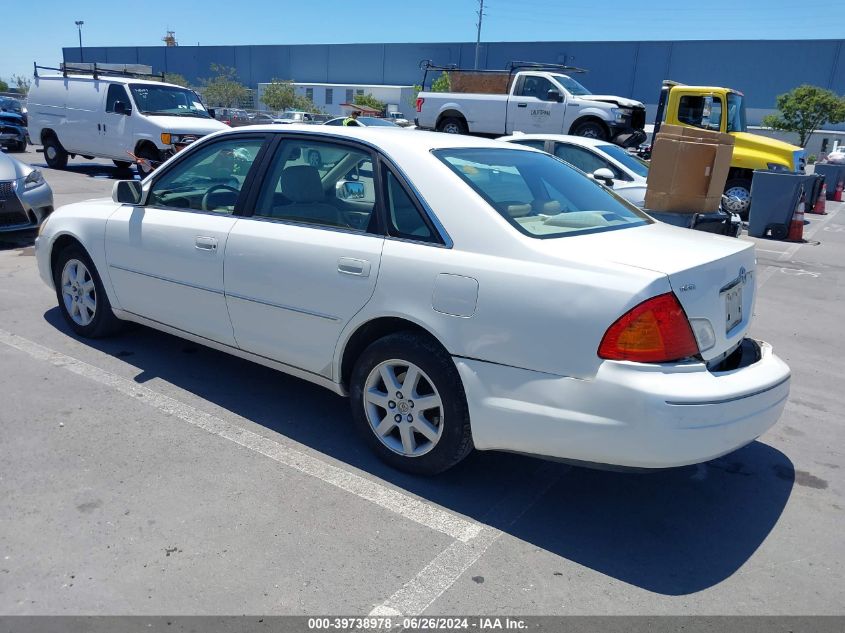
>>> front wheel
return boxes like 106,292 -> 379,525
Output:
350,332 -> 473,475
571,119 -> 609,140
723,178 -> 753,218
53,244 -> 123,338
113,160 -> 133,170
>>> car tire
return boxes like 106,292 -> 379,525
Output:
437,117 -> 467,135
52,243 -> 123,338
113,160 -> 133,170
571,119 -> 609,140
350,332 -> 474,475
724,178 -> 753,218
136,146 -> 162,178
43,135 -> 69,169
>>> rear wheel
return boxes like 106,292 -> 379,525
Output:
52,244 -> 122,338
350,332 -> 473,475
571,119 -> 609,140
43,135 -> 68,169
724,178 -> 753,218
437,116 -> 467,135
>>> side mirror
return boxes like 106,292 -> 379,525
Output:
336,180 -> 365,200
114,101 -> 131,115
112,180 -> 142,205
546,89 -> 562,103
592,167 -> 615,186
207,108 -> 216,119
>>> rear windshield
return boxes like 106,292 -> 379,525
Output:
434,148 -> 650,238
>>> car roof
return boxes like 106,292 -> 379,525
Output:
499,134 -> 612,149
236,125 -> 536,153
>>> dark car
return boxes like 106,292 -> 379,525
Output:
214,108 -> 251,127
247,112 -> 276,125
0,96 -> 26,127
0,112 -> 27,152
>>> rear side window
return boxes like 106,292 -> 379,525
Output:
435,148 -> 649,239
105,84 -> 131,113
384,168 -> 437,243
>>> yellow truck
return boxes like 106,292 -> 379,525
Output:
654,80 -> 806,216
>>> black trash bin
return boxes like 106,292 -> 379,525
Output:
748,171 -> 817,239
813,163 -> 845,200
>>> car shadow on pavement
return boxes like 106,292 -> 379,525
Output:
0,229 -> 36,251
42,308 -> 794,596
29,161 -> 137,180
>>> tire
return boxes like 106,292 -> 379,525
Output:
52,243 -> 123,338
113,160 -> 133,170
136,146 -> 162,179
15,141 -> 27,152
723,178 -> 753,218
570,119 -> 609,141
43,135 -> 68,169
437,116 -> 467,135
349,332 -> 474,475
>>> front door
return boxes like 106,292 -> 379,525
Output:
104,134 -> 267,346
224,137 -> 384,377
507,75 -> 567,134
101,83 -> 134,160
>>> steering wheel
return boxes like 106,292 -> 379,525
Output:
201,184 -> 240,212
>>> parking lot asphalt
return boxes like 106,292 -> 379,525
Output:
0,147 -> 843,616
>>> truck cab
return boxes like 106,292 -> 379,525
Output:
657,81 -> 806,215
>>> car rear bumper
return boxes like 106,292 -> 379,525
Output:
456,339 -> 790,469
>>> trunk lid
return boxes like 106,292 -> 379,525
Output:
534,223 -> 756,361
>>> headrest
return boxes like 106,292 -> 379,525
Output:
540,200 -> 561,214
281,165 -> 324,203
506,203 -> 532,218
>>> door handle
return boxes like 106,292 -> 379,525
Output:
195,236 -> 218,251
97,123 -> 101,131
517,103 -> 527,108
337,257 -> 370,277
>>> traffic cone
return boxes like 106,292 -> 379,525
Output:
786,191 -> 806,242
811,184 -> 828,215
835,181 -> 843,202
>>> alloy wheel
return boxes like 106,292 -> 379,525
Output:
60,258 -> 97,326
363,359 -> 444,457
724,186 -> 751,214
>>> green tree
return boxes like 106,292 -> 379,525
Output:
353,92 -> 386,113
0,78 -> 8,92
164,73 -> 189,87
762,84 -> 845,147
200,64 -> 248,108
259,79 -> 322,114
431,72 -> 451,92
11,74 -> 31,94
408,84 -> 422,109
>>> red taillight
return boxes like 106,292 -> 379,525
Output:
415,97 -> 424,113
598,292 -> 699,363
222,120 -> 231,126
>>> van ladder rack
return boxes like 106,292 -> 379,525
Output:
418,59 -> 587,90
33,62 -> 165,82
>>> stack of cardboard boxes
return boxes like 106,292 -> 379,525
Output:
645,124 -> 735,213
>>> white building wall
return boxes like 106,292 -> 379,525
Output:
257,82 -> 414,117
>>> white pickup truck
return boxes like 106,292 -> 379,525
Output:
415,66 -> 647,147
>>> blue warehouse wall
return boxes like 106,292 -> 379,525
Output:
64,39 -> 845,122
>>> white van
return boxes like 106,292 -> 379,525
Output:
27,67 -> 228,176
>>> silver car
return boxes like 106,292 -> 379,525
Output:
0,151 -> 54,231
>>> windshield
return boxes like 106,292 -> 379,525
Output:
727,92 -> 747,133
129,84 -> 211,118
435,148 -> 649,239
0,98 -> 22,114
551,74 -> 591,96
596,143 -> 650,178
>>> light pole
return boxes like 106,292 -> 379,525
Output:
474,0 -> 485,70
75,21 -> 84,63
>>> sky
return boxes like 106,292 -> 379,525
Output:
3,0 -> 845,83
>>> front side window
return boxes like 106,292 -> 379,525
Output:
129,83 -> 212,119
147,137 -> 264,213
105,84 -> 131,113
518,76 -> 555,100
553,144 -> 622,179
435,148 -> 649,238
253,140 -> 377,231
677,95 -> 723,131
727,92 -> 747,133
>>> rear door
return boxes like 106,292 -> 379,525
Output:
224,135 -> 384,377
507,74 -> 567,134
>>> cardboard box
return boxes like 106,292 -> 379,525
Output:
645,124 -> 735,213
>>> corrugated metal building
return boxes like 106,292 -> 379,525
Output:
63,39 -> 845,126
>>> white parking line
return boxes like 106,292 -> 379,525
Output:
368,463 -> 562,620
0,328 -> 482,543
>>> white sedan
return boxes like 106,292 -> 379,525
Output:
499,133 -> 649,207
34,126 -> 790,475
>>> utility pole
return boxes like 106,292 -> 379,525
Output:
75,21 -> 84,63
474,0 -> 485,70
